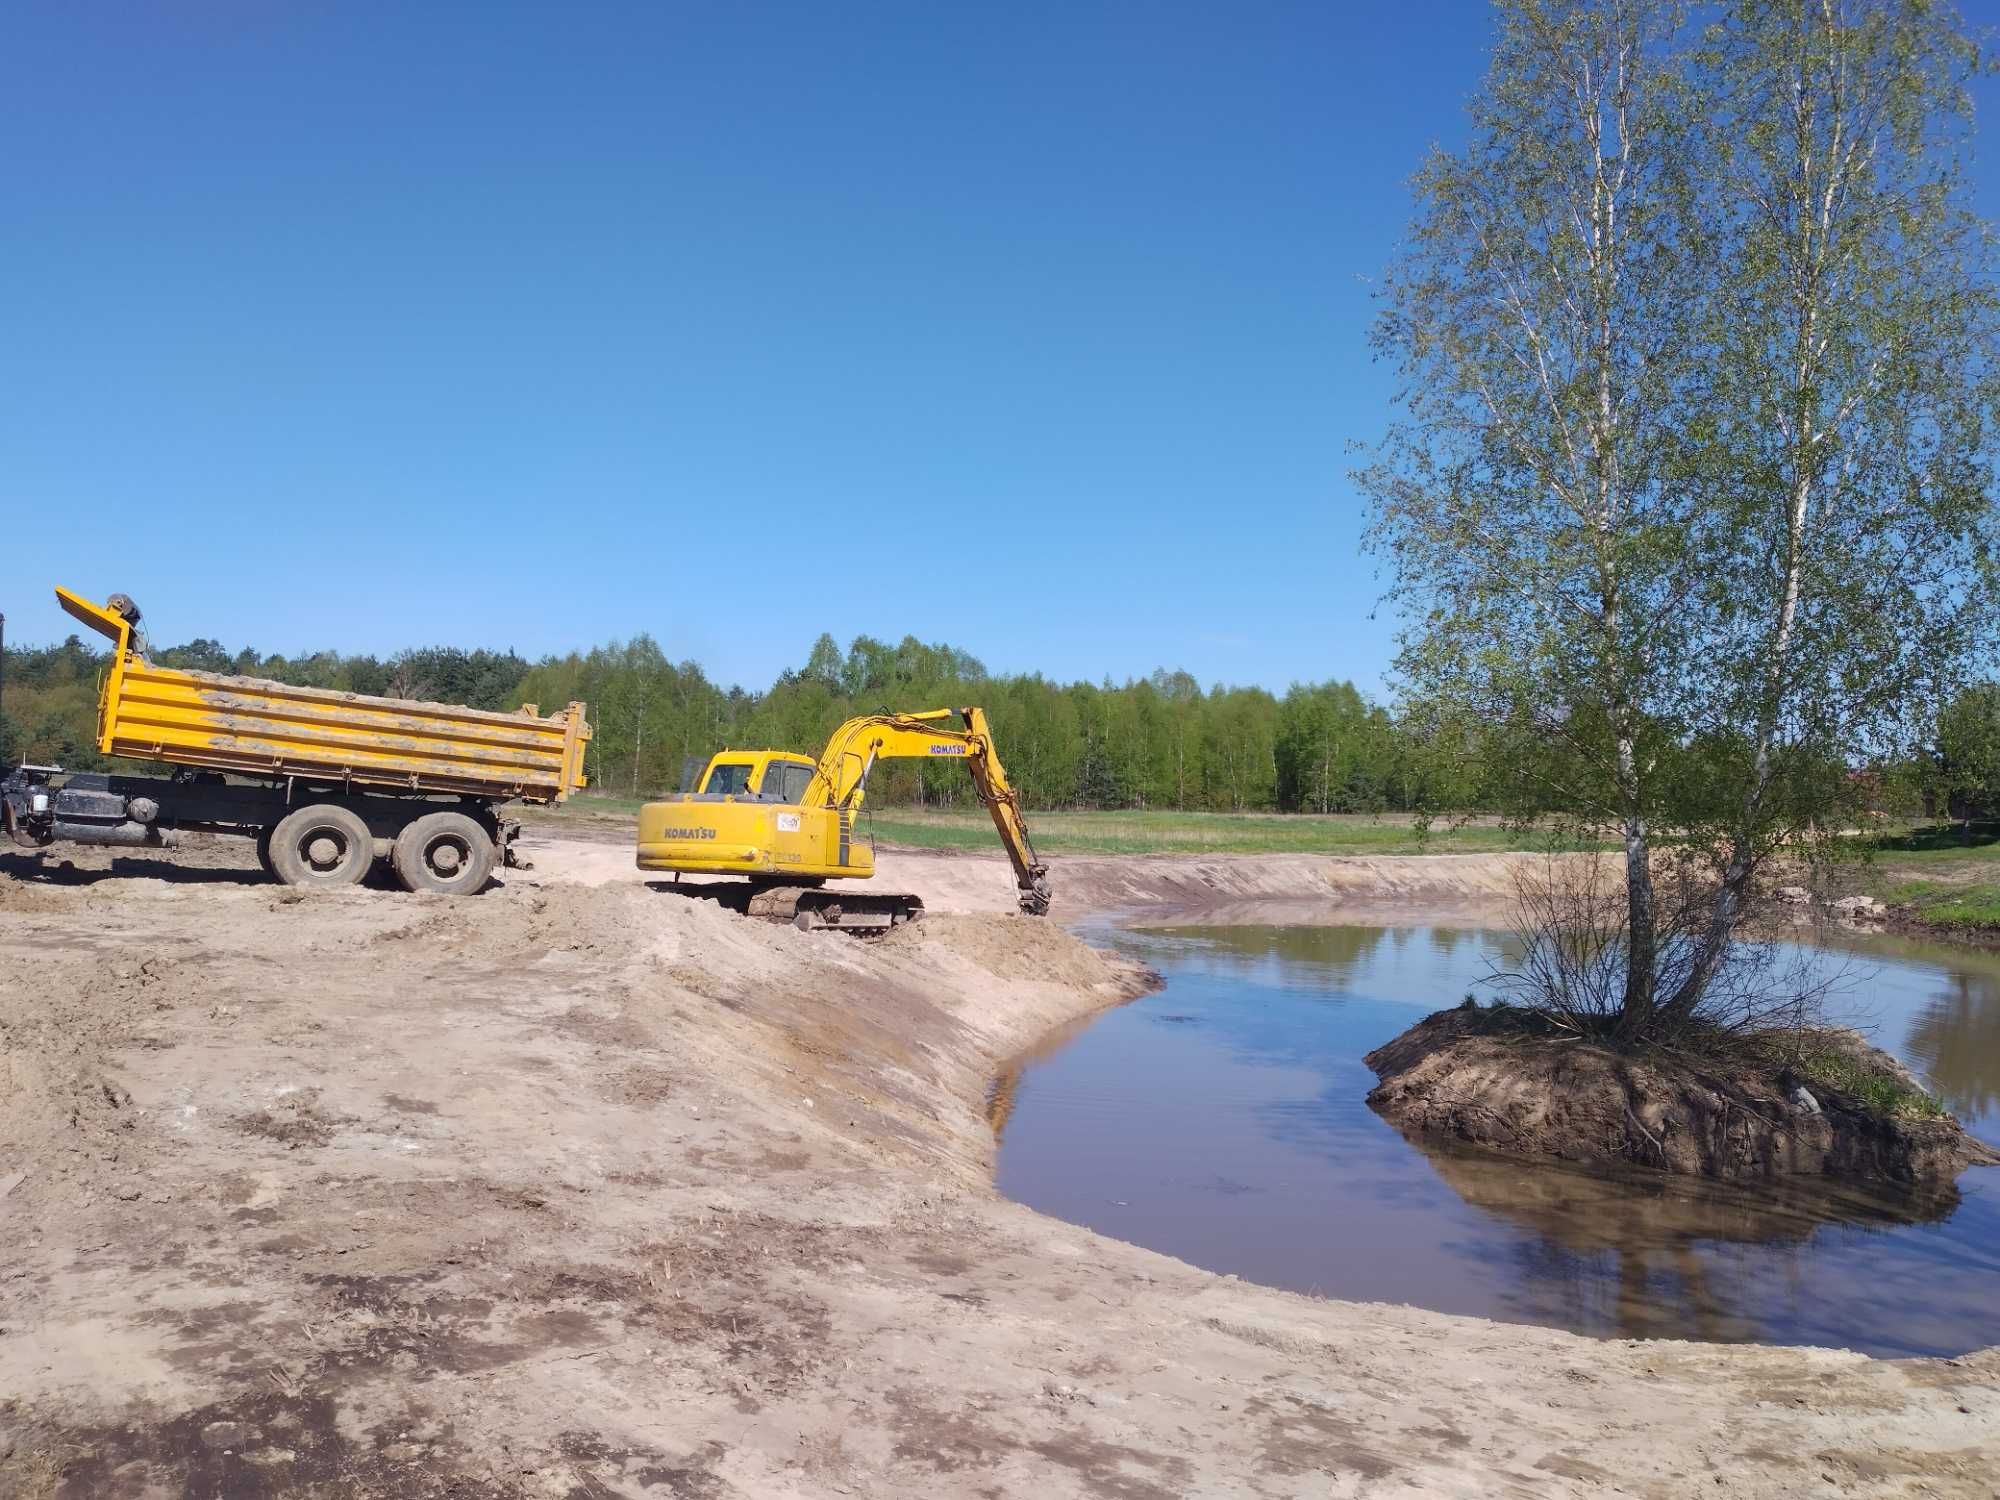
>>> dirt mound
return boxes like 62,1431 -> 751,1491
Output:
1365,1006 -> 2000,1183
521,829 -> 1557,923
881,911 -> 1155,992
0,941 -> 211,1206
895,848 -> 1548,919
371,880 -> 647,960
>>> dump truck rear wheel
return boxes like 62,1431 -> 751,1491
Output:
254,829 -> 278,882
268,804 -> 374,889
392,811 -> 496,895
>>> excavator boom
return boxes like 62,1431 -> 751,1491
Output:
807,708 -> 1050,915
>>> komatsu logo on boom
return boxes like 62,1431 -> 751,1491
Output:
927,743 -> 968,755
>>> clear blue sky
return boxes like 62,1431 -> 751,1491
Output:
4,3 -> 1994,697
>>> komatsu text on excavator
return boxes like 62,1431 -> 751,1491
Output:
635,708 -> 1050,932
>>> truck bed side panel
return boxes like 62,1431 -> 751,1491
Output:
100,661 -> 591,803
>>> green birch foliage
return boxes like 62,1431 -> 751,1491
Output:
1362,0 -> 1708,833
1364,0 -> 1999,1035
1687,0 -> 2000,856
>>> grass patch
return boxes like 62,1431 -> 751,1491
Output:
861,809 -> 1568,857
533,792 -> 653,821
1859,821 -> 2000,884
1865,819 -> 2000,859
1789,1046 -> 1947,1122
1852,823 -> 2000,934
1891,880 -> 2000,931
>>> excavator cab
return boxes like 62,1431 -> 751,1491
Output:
687,754 -> 815,802
636,748 -> 877,889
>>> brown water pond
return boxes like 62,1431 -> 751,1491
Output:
992,923 -> 2000,1357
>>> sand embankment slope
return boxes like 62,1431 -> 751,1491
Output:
0,833 -> 1990,1498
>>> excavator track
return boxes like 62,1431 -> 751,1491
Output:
652,878 -> 922,933
744,884 -> 923,934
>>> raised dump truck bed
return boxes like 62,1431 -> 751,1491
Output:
70,587 -> 589,801
1,587 -> 591,894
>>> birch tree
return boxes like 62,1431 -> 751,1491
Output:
1364,0 -> 1997,1043
1657,0 -> 2000,1025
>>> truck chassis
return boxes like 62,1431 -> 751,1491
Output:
1,765 -> 522,893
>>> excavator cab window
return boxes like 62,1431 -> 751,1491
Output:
702,762 -> 754,797
764,761 -> 815,804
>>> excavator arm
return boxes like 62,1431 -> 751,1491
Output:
806,708 -> 1052,915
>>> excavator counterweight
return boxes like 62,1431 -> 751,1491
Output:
635,708 -> 1050,932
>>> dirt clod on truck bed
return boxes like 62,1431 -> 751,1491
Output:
0,836 -> 1995,1498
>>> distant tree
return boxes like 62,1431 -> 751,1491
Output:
30,706 -> 104,771
1275,682 -> 1384,813
1203,686 -> 1281,812
1362,0 -> 1998,1043
154,637 -> 234,674
51,635 -> 98,683
384,651 -> 435,702
804,633 -> 845,690
1936,683 -> 2000,826
1151,670 -> 1203,810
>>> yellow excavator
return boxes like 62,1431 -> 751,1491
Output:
635,707 -> 1050,931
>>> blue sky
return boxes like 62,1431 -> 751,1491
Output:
4,3 -> 1994,697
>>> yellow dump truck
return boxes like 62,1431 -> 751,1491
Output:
0,588 -> 590,892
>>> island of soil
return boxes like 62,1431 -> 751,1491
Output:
1365,1004 -> 2000,1183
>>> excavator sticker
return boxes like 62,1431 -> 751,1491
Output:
777,813 -> 801,832
927,743 -> 968,755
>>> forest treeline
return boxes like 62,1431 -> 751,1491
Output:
0,627 -> 1467,813
4,625 -> 1994,818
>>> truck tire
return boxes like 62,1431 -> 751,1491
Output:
254,828 -> 278,882
268,804 -> 374,889
391,811 -> 496,895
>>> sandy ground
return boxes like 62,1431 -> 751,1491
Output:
0,833 -> 1995,1499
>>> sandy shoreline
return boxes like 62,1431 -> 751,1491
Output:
0,834 -> 1994,1497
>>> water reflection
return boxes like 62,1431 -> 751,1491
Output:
1399,1131 -> 1961,1345
1126,920 -> 1530,994
1905,970 -> 2000,1126
1130,921 -> 1397,987
1786,927 -> 2000,1138
987,1010 -> 1100,1143
995,922 -> 2000,1356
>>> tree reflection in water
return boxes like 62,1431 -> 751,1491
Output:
1396,1131 -> 1961,1344
995,920 -> 2000,1355
1904,967 -> 2000,1126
